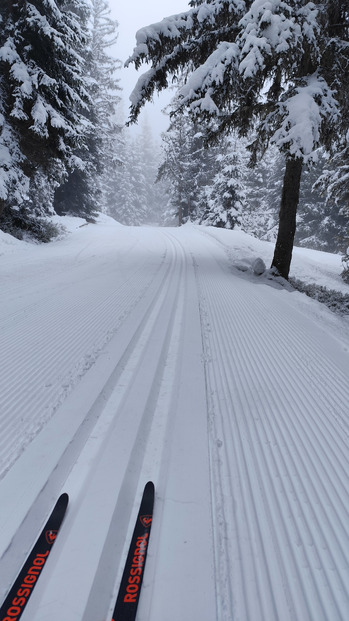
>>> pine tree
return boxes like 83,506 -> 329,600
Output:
106,119 -> 168,227
55,0 -> 122,220
242,143 -> 348,254
106,133 -> 132,224
158,112 -> 192,225
242,144 -> 283,241
128,137 -> 148,224
126,0 -> 349,279
107,132 -> 148,226
201,133 -> 247,229
312,2 -> 349,280
158,103 -> 216,225
87,0 -> 122,212
53,0 -> 100,220
0,4 -> 30,219
295,150 -> 348,253
0,0 -> 93,231
313,131 -> 349,279
137,118 -> 165,223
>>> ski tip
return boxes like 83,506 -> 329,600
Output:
144,481 -> 155,493
57,492 -> 69,507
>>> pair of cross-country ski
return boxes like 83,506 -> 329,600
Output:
0,482 -> 154,621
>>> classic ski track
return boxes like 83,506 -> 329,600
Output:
79,232 -> 187,621
135,230 -> 217,621
1,225 -> 348,621
0,235 -> 173,596
105,231 -> 191,621
192,233 -> 349,620
0,243 -> 168,477
20,231 -> 189,621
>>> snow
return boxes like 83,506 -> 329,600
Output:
203,226 -> 349,294
0,217 -> 348,621
130,12 -> 194,54
272,75 -> 339,161
31,97 -> 49,135
237,0 -> 319,80
180,41 -> 239,104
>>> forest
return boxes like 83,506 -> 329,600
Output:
0,1 -> 348,281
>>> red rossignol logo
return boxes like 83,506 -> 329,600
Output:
140,515 -> 152,528
2,551 -> 49,620
45,530 -> 57,544
123,533 -> 149,604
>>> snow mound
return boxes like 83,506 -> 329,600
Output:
0,229 -> 31,255
252,257 -> 266,276
50,215 -> 91,233
48,213 -> 122,237
234,255 -> 267,277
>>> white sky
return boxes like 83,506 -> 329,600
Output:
108,1 -> 190,135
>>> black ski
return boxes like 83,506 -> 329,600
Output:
0,493 -> 69,621
112,482 -> 155,621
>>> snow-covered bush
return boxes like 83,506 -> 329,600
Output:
290,277 -> 349,314
0,206 -> 60,242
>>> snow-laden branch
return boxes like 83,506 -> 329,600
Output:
180,41 -> 239,111
238,0 -> 320,78
271,74 -> 339,162
126,1 -> 245,68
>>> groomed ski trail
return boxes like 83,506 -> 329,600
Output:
190,226 -> 348,621
0,222 -> 348,621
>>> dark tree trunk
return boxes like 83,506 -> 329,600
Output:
271,157 -> 303,279
178,199 -> 183,226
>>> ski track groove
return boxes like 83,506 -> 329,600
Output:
0,241 -> 179,592
1,226 -> 348,621
136,232 -> 217,621
82,242 -> 184,621
193,242 -> 348,620
103,232 -> 188,621
16,232 -> 189,621
0,254 -> 169,477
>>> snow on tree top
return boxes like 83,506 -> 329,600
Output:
238,0 -> 319,79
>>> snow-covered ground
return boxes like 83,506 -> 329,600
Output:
0,216 -> 348,621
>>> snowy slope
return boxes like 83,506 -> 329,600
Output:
0,218 -> 348,621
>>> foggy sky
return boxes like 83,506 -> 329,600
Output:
109,1 -> 190,134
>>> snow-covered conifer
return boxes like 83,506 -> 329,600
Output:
0,0 -> 93,228
137,119 -> 166,223
107,133 -> 148,226
88,0 -> 122,212
127,0 -> 349,278
295,150 -> 348,253
0,77 -> 29,218
201,134 -> 247,229
242,144 -> 283,241
55,0 -> 123,219
52,0 -> 101,219
158,101 -> 216,225
0,4 -> 29,218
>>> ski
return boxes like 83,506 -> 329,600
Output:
0,493 -> 69,621
112,481 -> 155,621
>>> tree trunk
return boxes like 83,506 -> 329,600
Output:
271,157 -> 303,279
178,203 -> 183,226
